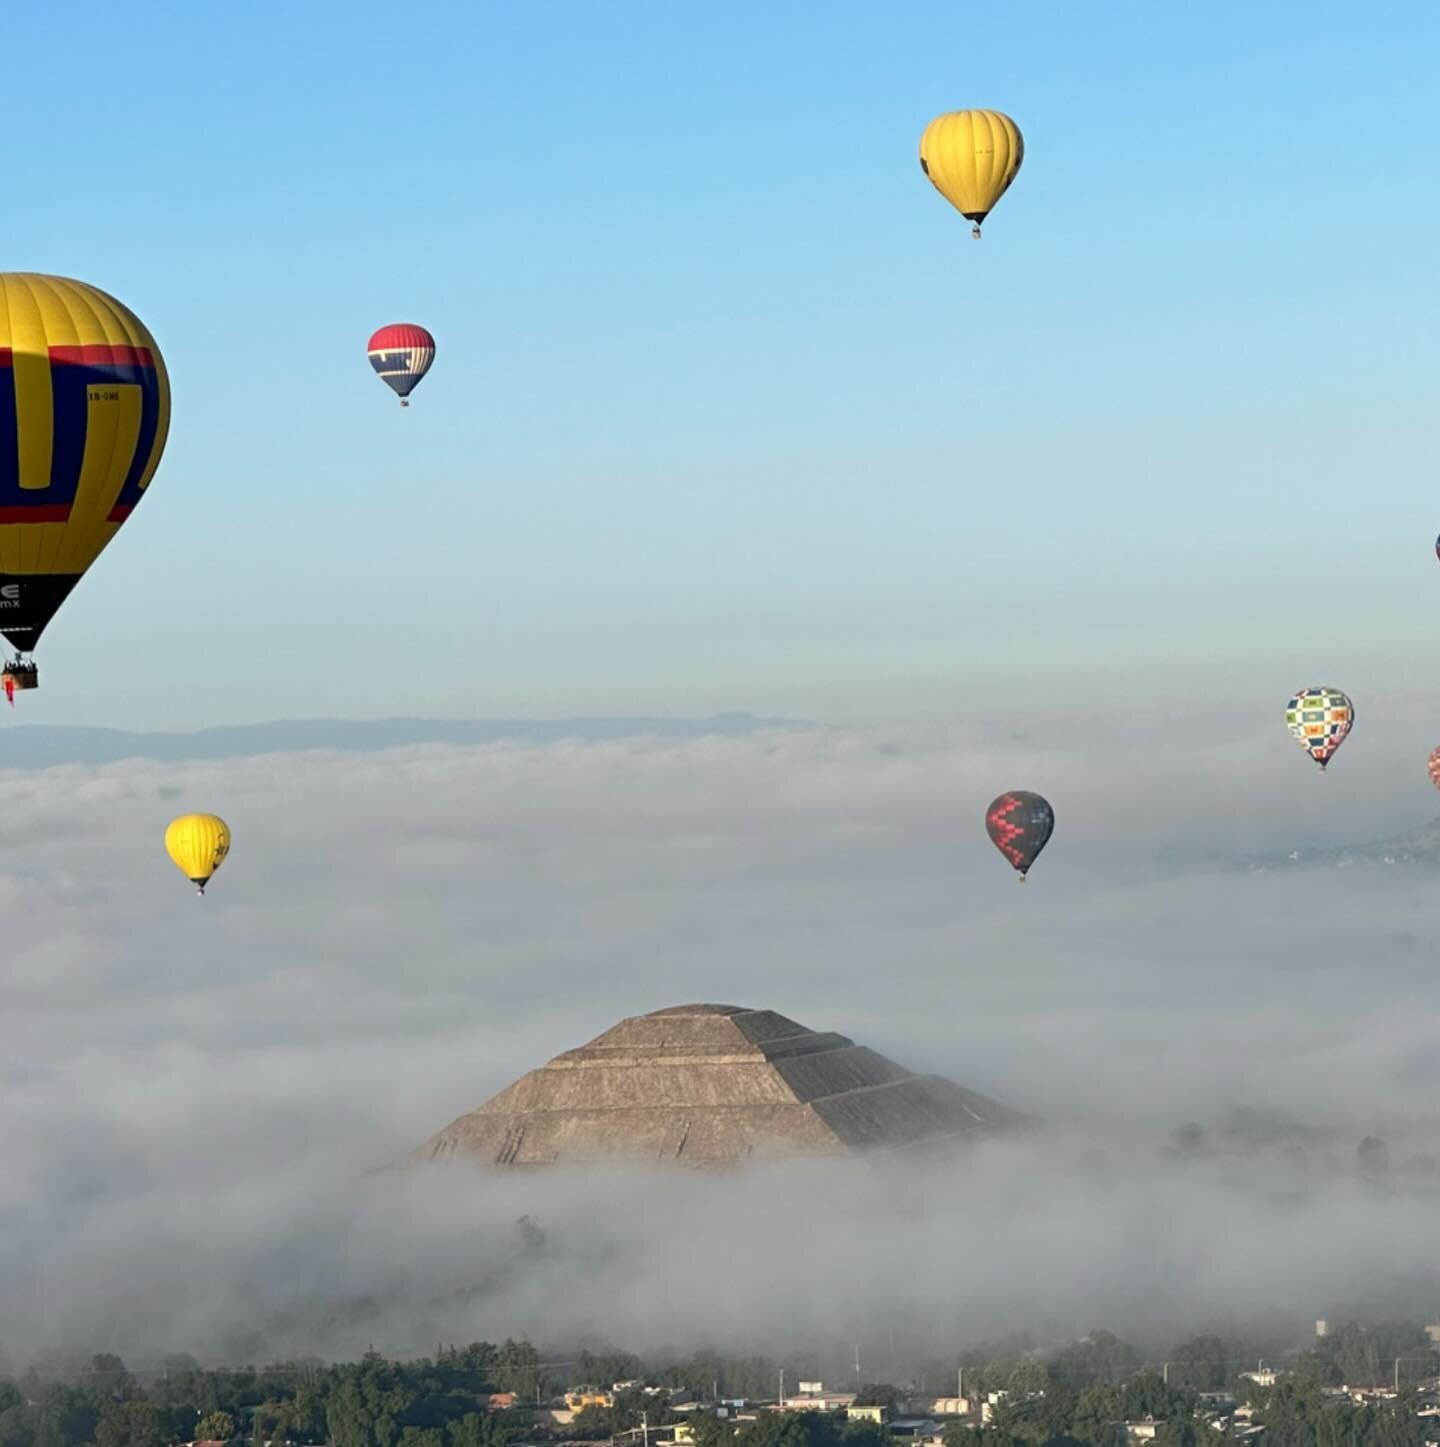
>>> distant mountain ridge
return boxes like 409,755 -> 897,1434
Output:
0,713 -> 804,769
1245,817 -> 1440,872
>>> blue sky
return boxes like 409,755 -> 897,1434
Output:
7,0 -> 1440,727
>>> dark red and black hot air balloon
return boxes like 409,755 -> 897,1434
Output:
985,791 -> 1055,881
367,323 -> 435,406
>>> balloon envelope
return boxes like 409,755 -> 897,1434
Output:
165,813 -> 231,894
1428,747 -> 1440,791
367,323 -> 435,401
919,110 -> 1024,228
985,791 -> 1054,878
0,274 -> 170,655
1285,687 -> 1354,769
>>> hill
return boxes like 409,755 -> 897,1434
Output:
0,712 -> 801,769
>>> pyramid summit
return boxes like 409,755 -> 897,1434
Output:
414,1003 -> 1027,1167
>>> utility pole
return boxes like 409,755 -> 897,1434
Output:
779,1369 -> 785,1410
1162,1363 -> 1169,1386
958,1366 -> 963,1402
642,1411 -> 649,1447
1394,1358 -> 1400,1394
855,1344 -> 862,1383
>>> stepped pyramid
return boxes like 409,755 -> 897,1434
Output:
414,1003 -> 1026,1167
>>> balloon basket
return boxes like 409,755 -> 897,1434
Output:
2,663 -> 38,691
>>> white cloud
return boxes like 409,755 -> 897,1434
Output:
1,723 -> 1439,1366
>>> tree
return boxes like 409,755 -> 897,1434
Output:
939,1426 -> 983,1447
687,1414 -> 739,1447
325,1354 -> 418,1447
1045,1332 -> 1138,1390
197,1409 -> 238,1441
852,1386 -> 898,1410
1006,1361 -> 1051,1398
734,1411 -> 843,1447
839,1421 -> 886,1447
81,1356 -> 133,1402
492,1341 -> 547,1399
1070,1383 -> 1122,1444
94,1400 -> 169,1447
1358,1136 -> 1392,1176
446,1414 -> 515,1447
1165,1337 -> 1230,1392
1171,1123 -> 1207,1156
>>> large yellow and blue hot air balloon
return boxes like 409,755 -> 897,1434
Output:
919,109 -> 1024,238
165,814 -> 231,896
0,274 -> 170,690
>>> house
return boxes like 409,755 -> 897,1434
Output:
780,1393 -> 856,1412
565,1388 -> 614,1412
1344,1386 -> 1398,1405
1118,1419 -> 1160,1443
1239,1370 -> 1277,1388
846,1406 -> 888,1425
485,1393 -> 519,1412
887,1418 -> 943,1442
926,1397 -> 971,1418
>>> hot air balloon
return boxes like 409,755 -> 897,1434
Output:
919,109 -> 1024,238
0,274 -> 169,696
1434,533 -> 1439,562
1285,687 -> 1354,771
985,791 -> 1054,881
1427,747 -> 1440,791
165,814 -> 231,896
367,324 -> 435,406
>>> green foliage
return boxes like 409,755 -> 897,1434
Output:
574,1348 -> 644,1389
94,1398 -> 171,1447
1164,1336 -> 1232,1392
0,1330 -> 1437,1447
733,1411 -> 849,1447
657,1351 -> 781,1402
939,1426 -> 983,1447
688,1413 -> 741,1447
839,1420 -> 886,1447
196,1408 -> 238,1440
852,1385 -> 898,1409
1044,1331 -> 1139,1389
1294,1320 -> 1438,1391
1249,1380 -> 1424,1447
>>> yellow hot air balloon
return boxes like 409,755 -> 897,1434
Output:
0,274 -> 170,695
165,814 -> 231,896
919,109 -> 1024,238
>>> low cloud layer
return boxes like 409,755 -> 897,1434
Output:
2,718 -> 1440,1368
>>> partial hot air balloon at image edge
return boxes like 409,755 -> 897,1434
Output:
165,814 -> 232,896
0,273 -> 170,698
1427,746 -> 1440,792
367,323 -> 435,406
919,108 -> 1024,238
1284,687 -> 1354,771
985,790 -> 1055,881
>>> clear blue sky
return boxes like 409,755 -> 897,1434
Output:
8,0 -> 1440,728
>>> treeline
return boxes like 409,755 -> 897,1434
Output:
0,1346 -> 534,1447
2,1320 -> 1437,1447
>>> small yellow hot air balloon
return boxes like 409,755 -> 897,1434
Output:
165,814 -> 231,896
919,109 -> 1024,238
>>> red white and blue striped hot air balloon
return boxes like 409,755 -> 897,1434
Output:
367,323 -> 435,406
